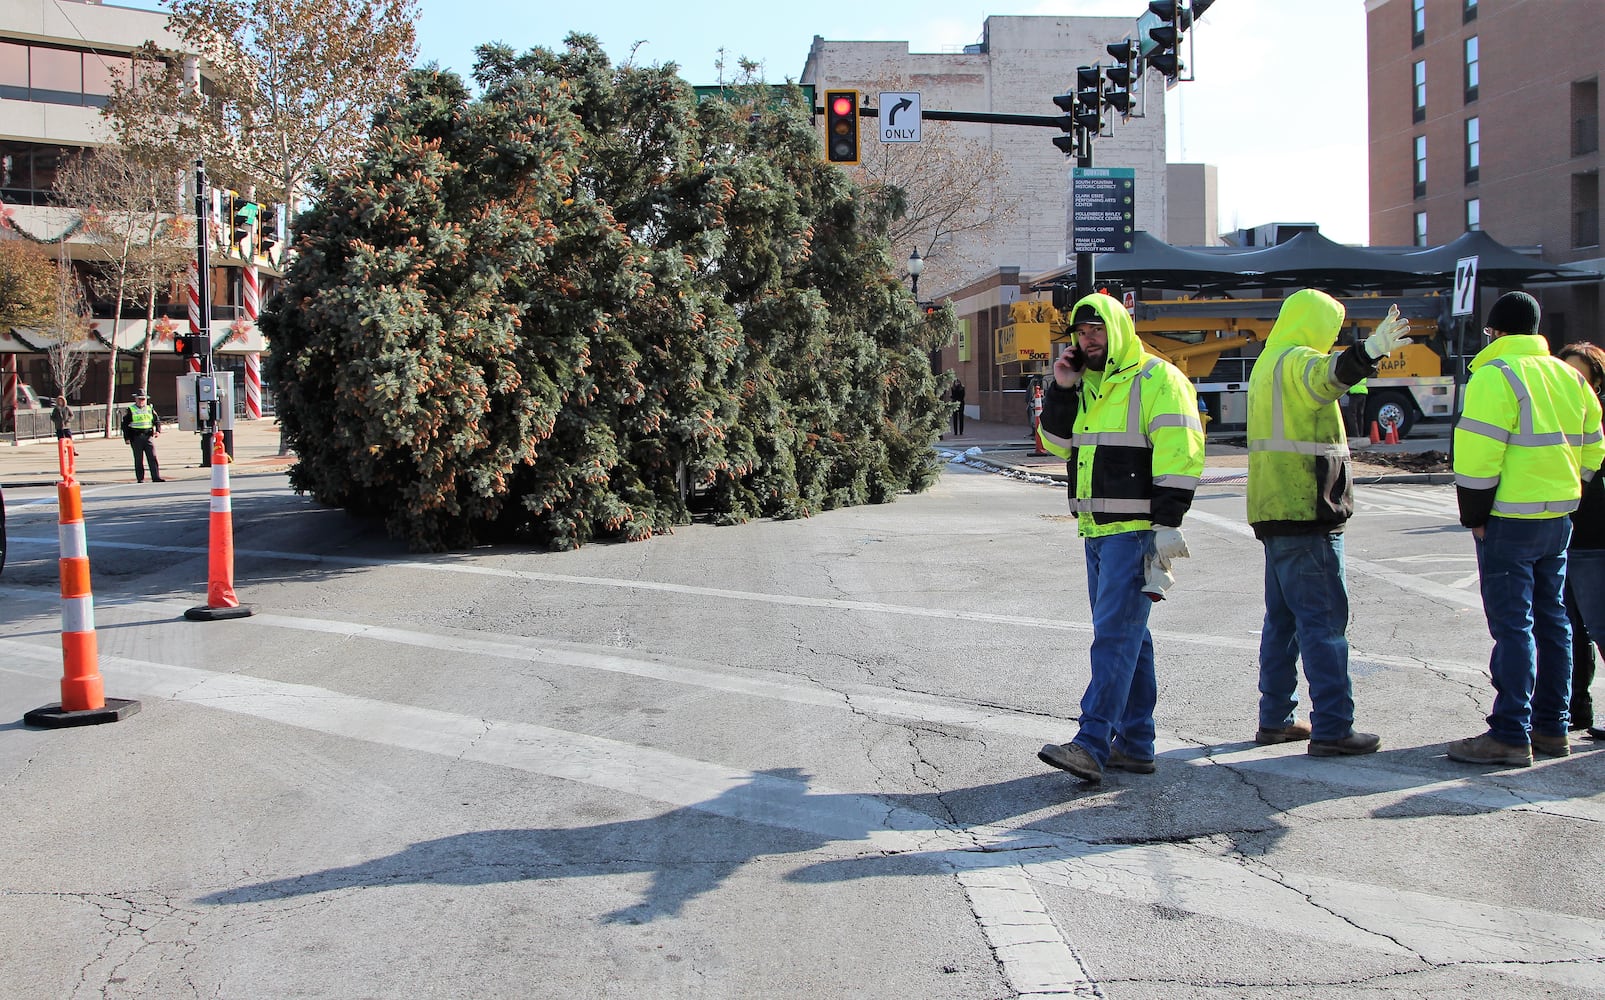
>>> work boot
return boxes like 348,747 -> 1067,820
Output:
1255,720 -> 1312,745
1589,727 -> 1605,741
1038,742 -> 1103,783
1107,748 -> 1156,774
1530,732 -> 1571,758
1307,731 -> 1382,757
1446,732 -> 1532,767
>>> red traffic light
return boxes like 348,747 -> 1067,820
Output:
831,96 -> 853,117
823,90 -> 860,165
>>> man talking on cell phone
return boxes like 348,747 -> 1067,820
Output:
1034,293 -> 1205,783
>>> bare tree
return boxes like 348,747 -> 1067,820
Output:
105,0 -> 420,219
56,148 -> 192,432
851,123 -> 1024,295
44,244 -> 94,403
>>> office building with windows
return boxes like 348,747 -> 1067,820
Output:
1367,0 -> 1602,340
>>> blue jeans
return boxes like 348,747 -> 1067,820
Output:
1475,516 -> 1573,744
1568,548 -> 1605,639
1072,531 -> 1157,766
1258,533 -> 1354,742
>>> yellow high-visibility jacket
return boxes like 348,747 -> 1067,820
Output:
1454,333 -> 1605,527
1248,289 -> 1378,536
1038,292 -> 1205,538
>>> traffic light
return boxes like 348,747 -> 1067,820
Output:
1074,65 -> 1103,133
1052,91 -> 1077,155
173,334 -> 192,356
823,90 -> 860,165
1104,40 -> 1138,117
233,200 -> 259,257
258,205 -> 279,255
1146,1 -> 1213,80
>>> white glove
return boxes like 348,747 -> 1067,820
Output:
1364,304 -> 1414,359
1142,550 -> 1175,602
1152,526 -> 1189,561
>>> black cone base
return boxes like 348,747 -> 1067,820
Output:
24,698 -> 142,728
185,604 -> 255,621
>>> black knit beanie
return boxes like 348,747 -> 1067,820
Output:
1486,291 -> 1540,335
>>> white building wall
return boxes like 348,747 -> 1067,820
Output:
802,15 -> 1168,296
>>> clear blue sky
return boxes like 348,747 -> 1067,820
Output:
119,0 -> 1371,244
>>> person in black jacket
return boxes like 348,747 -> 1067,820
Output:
1558,342 -> 1605,739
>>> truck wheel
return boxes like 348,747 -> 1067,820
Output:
1366,391 -> 1416,440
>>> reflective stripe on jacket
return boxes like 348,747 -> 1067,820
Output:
1038,292 -> 1205,538
1247,288 -> 1377,535
1453,334 -> 1605,526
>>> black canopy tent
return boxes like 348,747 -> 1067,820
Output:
1392,230 -> 1601,286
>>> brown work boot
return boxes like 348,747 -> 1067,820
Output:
1255,720 -> 1312,745
1107,748 -> 1156,774
1038,742 -> 1103,783
1530,732 -> 1571,758
1446,732 -> 1533,767
1308,731 -> 1382,756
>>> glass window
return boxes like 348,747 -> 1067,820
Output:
0,42 -> 28,98
1465,36 -> 1479,103
29,46 -> 83,105
1413,61 -> 1426,122
1465,117 -> 1480,183
1414,135 -> 1427,198
1466,198 -> 1481,231
1412,0 -> 1426,47
83,53 -> 131,99
1464,0 -> 1478,23
1414,211 -> 1428,246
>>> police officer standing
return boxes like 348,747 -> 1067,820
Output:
121,389 -> 166,483
1449,291 -> 1604,767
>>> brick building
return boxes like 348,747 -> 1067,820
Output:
1367,0 -> 1603,342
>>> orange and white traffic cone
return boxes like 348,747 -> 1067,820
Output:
24,440 -> 141,727
1368,421 -> 1381,444
1384,419 -> 1400,445
185,431 -> 253,621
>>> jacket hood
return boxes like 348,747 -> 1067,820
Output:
1469,332 -> 1550,372
1070,292 -> 1141,379
1266,288 -> 1346,353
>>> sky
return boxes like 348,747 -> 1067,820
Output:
408,0 -> 1373,245
114,0 -> 1372,245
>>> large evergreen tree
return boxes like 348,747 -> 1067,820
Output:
262,37 -> 951,551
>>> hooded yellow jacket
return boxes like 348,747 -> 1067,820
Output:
1453,333 -> 1604,527
1247,288 -> 1379,535
1038,293 -> 1205,538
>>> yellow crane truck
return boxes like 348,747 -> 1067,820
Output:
997,294 -> 1457,437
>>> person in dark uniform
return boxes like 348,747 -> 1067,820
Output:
949,380 -> 967,437
120,390 -> 166,483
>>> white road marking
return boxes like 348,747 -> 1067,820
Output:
4,641 -> 1602,991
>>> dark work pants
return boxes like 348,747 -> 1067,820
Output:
129,432 -> 160,482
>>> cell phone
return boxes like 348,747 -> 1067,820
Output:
1068,346 -> 1086,369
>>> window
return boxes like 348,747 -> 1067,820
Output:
0,42 -> 26,100
1464,36 -> 1479,103
1465,117 -> 1480,184
1574,173 -> 1600,249
1466,198 -> 1481,232
1412,61 -> 1427,123
1414,135 -> 1427,199
29,46 -> 82,106
1574,80 -> 1600,157
81,54 -> 131,108
0,141 -> 75,207
1414,211 -> 1428,247
1412,0 -> 1425,47
1464,0 -> 1478,23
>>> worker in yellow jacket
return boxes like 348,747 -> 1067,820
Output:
1034,293 -> 1205,783
1450,291 -> 1605,767
1248,289 -> 1414,757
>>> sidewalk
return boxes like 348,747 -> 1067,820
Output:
0,418 -> 295,488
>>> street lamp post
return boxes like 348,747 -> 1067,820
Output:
908,248 -> 923,300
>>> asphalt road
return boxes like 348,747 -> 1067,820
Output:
2,457 -> 1602,999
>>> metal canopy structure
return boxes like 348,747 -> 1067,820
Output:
1031,230 -> 1602,296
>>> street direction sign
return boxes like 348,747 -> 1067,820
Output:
1072,167 -> 1136,254
1452,255 -> 1479,316
879,92 -> 921,143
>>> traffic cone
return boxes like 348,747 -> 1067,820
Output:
1368,421 -> 1381,444
24,439 -> 141,727
1384,419 -> 1400,445
186,431 -> 253,621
